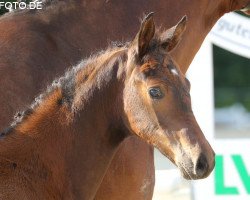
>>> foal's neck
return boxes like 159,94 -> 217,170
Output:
0,48 -> 128,199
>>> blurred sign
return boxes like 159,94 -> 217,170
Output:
215,155 -> 250,196
210,13 -> 250,58
193,140 -> 250,200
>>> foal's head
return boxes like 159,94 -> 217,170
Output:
122,13 -> 215,179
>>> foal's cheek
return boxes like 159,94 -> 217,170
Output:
123,84 -> 159,139
150,90 -> 174,122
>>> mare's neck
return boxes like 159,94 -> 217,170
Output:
35,0 -> 223,72
0,50 -> 128,199
52,0 -> 224,72
169,1 -> 226,73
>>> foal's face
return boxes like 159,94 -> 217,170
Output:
123,14 -> 215,179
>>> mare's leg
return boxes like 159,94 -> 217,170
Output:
94,136 -> 155,200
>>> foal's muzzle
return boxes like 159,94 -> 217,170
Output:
177,152 -> 215,180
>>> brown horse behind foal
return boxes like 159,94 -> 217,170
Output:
0,14 -> 214,199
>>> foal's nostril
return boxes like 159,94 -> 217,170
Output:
195,154 -> 208,177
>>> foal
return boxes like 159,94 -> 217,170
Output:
0,14 -> 214,199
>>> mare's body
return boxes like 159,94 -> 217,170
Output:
0,1 -> 249,199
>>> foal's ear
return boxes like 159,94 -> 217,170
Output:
160,16 -> 187,52
134,12 -> 155,59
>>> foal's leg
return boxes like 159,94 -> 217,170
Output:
94,136 -> 155,200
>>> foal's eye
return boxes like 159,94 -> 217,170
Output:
149,88 -> 164,99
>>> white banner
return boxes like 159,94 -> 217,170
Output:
209,13 -> 250,58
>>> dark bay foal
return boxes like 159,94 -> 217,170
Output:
0,14 -> 214,199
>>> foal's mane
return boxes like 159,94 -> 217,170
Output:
0,44 -> 128,137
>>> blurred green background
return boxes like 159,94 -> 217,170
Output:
0,0 -> 16,15
0,0 -> 32,15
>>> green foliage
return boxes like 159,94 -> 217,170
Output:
236,11 -> 250,18
0,0 -> 15,15
214,45 -> 250,111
